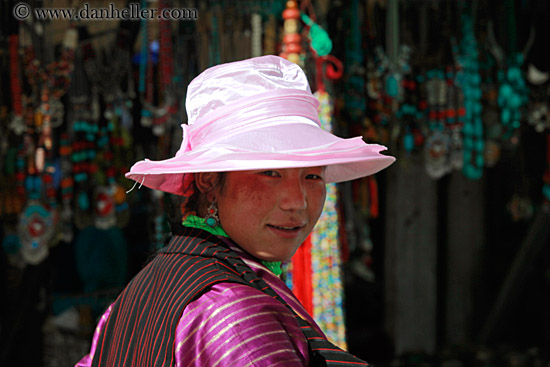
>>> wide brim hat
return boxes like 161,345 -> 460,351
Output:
126,56 -> 395,196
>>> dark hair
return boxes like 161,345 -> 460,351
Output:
181,172 -> 226,216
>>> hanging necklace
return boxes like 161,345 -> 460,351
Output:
424,68 -> 452,179
138,0 -> 176,136
8,33 -> 25,135
453,10 -> 484,180
22,27 -> 77,151
149,0 -> 177,137
487,20 -> 533,142
446,66 -> 465,171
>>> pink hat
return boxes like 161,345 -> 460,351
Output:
126,55 -> 395,196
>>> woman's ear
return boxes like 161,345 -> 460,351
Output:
195,172 -> 221,197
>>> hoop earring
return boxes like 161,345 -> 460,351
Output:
205,200 -> 219,228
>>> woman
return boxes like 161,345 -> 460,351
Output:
77,55 -> 395,367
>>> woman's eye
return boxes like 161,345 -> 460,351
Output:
261,170 -> 280,177
306,174 -> 324,180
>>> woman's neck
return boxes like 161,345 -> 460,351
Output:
181,215 -> 282,276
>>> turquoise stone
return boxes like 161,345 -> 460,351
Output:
206,217 -> 217,227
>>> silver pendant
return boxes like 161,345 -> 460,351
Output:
424,130 -> 451,179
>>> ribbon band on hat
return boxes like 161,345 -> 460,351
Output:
176,89 -> 320,156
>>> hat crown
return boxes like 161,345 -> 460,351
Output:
185,55 -> 311,126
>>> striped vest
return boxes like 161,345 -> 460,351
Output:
91,227 -> 368,366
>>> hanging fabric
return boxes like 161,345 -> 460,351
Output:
311,89 -> 347,349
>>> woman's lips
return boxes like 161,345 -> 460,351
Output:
267,223 -> 305,238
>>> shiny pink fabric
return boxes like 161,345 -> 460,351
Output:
75,240 -> 322,367
125,56 -> 395,196
185,56 -> 313,126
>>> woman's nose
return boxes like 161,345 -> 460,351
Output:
279,178 -> 307,211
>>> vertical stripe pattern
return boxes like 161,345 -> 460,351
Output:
91,227 -> 368,367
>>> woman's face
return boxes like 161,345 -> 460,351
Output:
215,167 -> 326,262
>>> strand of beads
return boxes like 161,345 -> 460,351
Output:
151,0 -> 177,137
424,68 -> 452,178
497,53 -> 529,141
311,90 -> 346,350
281,1 -> 302,65
395,74 -> 422,155
445,66 -> 466,171
8,34 -> 25,135
454,12 -> 484,180
59,132 -> 74,242
72,120 -> 97,184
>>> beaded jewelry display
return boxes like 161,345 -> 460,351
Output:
137,0 -> 176,136
281,0 -> 302,65
487,22 -> 532,142
59,132 -> 74,242
17,200 -> 56,265
8,34 -> 25,135
311,90 -> 347,349
424,68 -> 452,179
22,27 -> 77,151
527,85 -> 550,133
453,11 -> 484,180
446,66 -> 466,171
94,185 -> 116,230
395,74 -> 422,156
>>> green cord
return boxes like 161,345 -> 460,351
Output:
182,215 -> 229,237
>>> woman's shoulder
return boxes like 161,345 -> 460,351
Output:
183,282 -> 290,318
175,282 -> 308,366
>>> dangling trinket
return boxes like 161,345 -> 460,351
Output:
424,130 -> 451,179
205,200 -> 219,228
528,102 -> 550,133
94,186 -> 116,229
484,140 -> 502,167
449,128 -> 464,170
17,201 -> 57,265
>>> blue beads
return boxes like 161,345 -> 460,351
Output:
456,11 -> 484,180
78,191 -> 90,211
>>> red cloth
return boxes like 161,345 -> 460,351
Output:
291,234 -> 313,316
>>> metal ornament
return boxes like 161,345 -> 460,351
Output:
424,130 -> 451,179
94,186 -> 116,230
17,201 -> 56,265
205,200 -> 219,228
528,102 -> 550,133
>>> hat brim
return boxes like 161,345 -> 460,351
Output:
126,120 -> 395,195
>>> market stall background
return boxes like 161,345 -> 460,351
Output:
1,0 -> 549,366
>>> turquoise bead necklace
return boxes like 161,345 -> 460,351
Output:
454,11 -> 484,180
